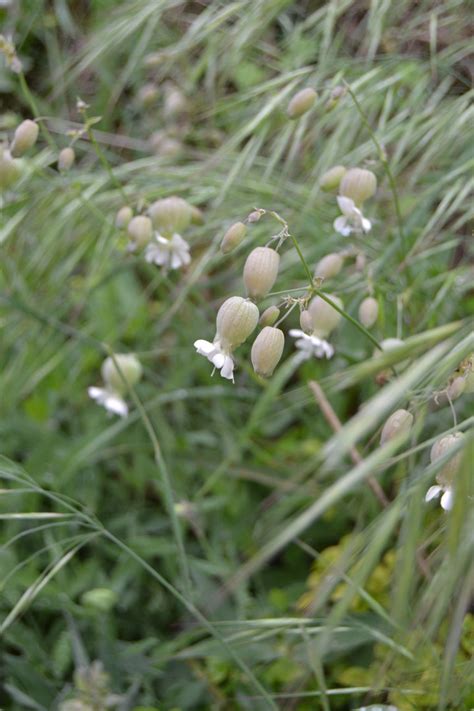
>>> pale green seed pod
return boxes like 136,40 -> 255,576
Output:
259,305 -> 280,327
148,196 -> 192,236
251,327 -> 285,377
10,119 -> 39,157
221,222 -> 247,254
447,376 -> 466,401
0,147 -> 20,188
308,294 -> 343,337
314,253 -> 344,280
127,215 -> 153,248
380,409 -> 414,445
243,247 -> 280,300
339,168 -> 377,205
320,165 -> 346,192
115,206 -> 133,229
287,88 -> 317,119
216,296 -> 259,350
359,297 -> 379,328
300,310 -> 313,334
430,432 -> 465,487
81,587 -> 118,612
58,147 -> 75,172
163,87 -> 188,120
102,354 -> 143,394
190,205 -> 205,225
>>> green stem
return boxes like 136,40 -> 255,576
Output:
18,71 -> 57,151
87,125 -> 128,203
344,82 -> 408,265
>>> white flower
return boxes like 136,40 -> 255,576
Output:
194,339 -> 235,382
145,232 -> 191,270
289,329 -> 334,360
334,196 -> 372,236
88,387 -> 129,417
425,485 -> 453,511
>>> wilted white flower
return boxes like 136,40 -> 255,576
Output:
289,329 -> 334,360
194,339 -> 235,381
334,196 -> 371,236
87,387 -> 128,417
145,233 -> 191,270
425,432 -> 465,511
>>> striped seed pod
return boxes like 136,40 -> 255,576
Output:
251,327 -> 285,377
243,247 -> 280,300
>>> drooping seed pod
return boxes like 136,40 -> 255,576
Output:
102,354 -> 143,394
247,209 -> 265,223
320,165 -> 346,192
251,327 -> 285,377
324,85 -> 346,112
359,297 -> 379,328
287,88 -> 317,119
58,147 -> 75,172
148,196 -> 192,236
137,82 -> 159,107
221,222 -> 247,254
10,119 -> 39,157
447,376 -> 466,401
259,305 -> 280,327
216,296 -> 259,350
314,253 -> 344,280
380,409 -> 414,445
243,247 -> 280,300
0,147 -> 20,188
115,206 -> 133,229
308,294 -> 343,337
300,310 -> 313,334
163,87 -> 188,120
190,205 -> 204,225
430,432 -> 465,486
339,168 -> 377,205
127,215 -> 153,248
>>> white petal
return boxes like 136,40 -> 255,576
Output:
334,216 -> 352,236
171,233 -> 188,249
155,233 -> 170,245
361,216 -> 372,233
145,244 -> 169,266
220,355 -> 235,381
211,352 -> 226,369
170,252 -> 184,269
88,386 -> 107,403
337,196 -> 357,217
194,339 -> 216,356
425,485 -> 442,502
289,329 -> 309,339
440,489 -> 453,511
103,394 -> 129,417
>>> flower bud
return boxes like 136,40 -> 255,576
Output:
0,147 -> 20,188
251,327 -> 285,377
359,297 -> 379,328
430,432 -> 465,486
324,85 -> 346,112
447,376 -> 466,401
216,296 -> 259,350
221,222 -> 247,254
314,253 -> 343,280
10,119 -> 39,157
287,88 -> 317,119
320,165 -> 346,192
300,310 -> 313,334
102,354 -> 143,394
127,215 -> 153,248
81,587 -> 118,613
243,247 -> 280,300
58,147 -> 75,172
247,209 -> 265,223
308,294 -> 343,337
380,409 -> 413,445
339,168 -> 377,205
190,205 -> 204,225
115,205 -> 133,229
259,305 -> 280,327
148,196 -> 192,236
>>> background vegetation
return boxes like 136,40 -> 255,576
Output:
0,1 -> 473,709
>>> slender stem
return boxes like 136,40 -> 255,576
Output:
87,124 -> 128,203
18,71 -> 57,151
344,82 -> 408,264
